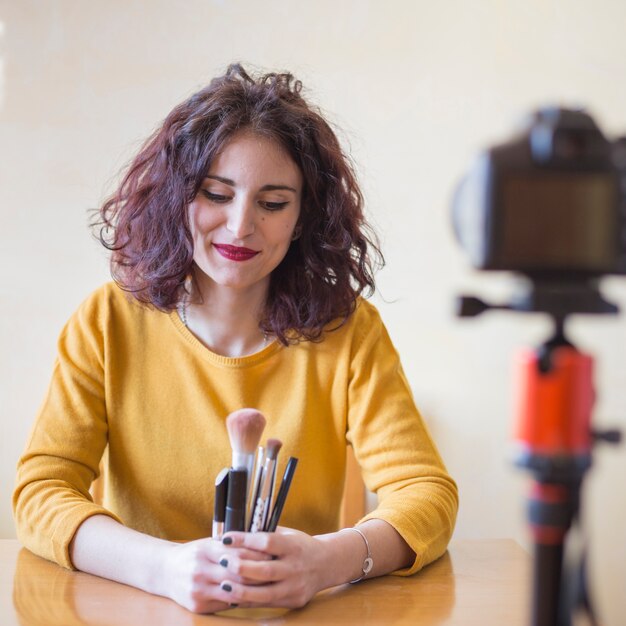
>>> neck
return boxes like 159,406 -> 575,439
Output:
182,275 -> 270,358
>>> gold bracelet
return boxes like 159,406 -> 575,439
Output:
341,527 -> 374,583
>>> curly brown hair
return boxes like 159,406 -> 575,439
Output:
95,64 -> 383,344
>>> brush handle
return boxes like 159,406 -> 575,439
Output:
250,457 -> 276,532
266,457 -> 298,532
247,447 -> 264,530
224,469 -> 247,532
232,450 -> 255,523
212,467 -> 229,539
250,496 -> 267,533
264,461 -> 278,531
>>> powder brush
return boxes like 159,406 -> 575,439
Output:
226,408 -> 266,511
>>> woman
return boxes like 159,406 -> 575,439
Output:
13,64 -> 458,614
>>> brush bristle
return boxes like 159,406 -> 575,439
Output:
265,438 -> 283,460
226,408 -> 266,454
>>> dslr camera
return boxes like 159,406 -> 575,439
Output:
453,107 -> 626,318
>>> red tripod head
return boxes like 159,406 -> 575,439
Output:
514,344 -> 594,476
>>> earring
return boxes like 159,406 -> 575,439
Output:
183,273 -> 193,292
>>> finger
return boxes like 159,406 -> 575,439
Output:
216,551 -> 278,585
230,548 -> 274,561
222,532 -> 286,557
168,572 -> 236,614
184,554 -> 257,587
191,561 -> 232,585
192,538 -> 230,563
209,547 -> 273,583
187,582 -> 244,612
219,553 -> 289,583
208,547 -> 272,564
195,561 -> 263,586
191,597 -> 233,615
196,540 -> 271,565
217,579 -> 301,608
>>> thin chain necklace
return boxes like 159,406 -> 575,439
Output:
180,298 -> 188,328
179,299 -> 269,350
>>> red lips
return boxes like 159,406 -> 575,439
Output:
213,244 -> 260,261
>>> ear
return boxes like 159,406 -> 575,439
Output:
291,224 -> 302,241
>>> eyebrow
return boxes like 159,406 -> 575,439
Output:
204,175 -> 298,193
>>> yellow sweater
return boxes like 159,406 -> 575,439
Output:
13,283 -> 458,573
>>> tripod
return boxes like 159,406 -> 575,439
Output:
513,316 -> 620,626
459,283 -> 622,626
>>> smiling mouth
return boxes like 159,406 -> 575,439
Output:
213,244 -> 260,261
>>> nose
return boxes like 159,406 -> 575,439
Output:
226,196 -> 255,239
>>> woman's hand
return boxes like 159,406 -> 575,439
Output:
159,537 -> 272,613
214,528 -> 335,609
70,515 -> 412,615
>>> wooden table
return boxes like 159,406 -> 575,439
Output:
1,539 -> 529,625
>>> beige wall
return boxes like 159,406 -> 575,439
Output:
1,0 -> 625,622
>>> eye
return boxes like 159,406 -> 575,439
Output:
201,190 -> 231,203
260,201 -> 289,211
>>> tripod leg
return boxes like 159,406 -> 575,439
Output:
533,543 -> 564,626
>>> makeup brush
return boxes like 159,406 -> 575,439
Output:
226,408 -> 266,526
226,408 -> 266,479
266,456 -> 298,532
224,468 -> 247,532
247,445 -> 265,530
250,438 -> 283,532
212,467 -> 229,540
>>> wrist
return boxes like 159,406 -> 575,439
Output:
145,539 -> 178,598
339,527 -> 373,583
314,528 -> 370,587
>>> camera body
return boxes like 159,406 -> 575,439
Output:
453,108 -> 626,280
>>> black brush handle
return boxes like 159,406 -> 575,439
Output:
266,457 -> 298,532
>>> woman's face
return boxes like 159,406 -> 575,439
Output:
188,131 -> 302,297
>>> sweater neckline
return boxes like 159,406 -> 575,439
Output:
168,308 -> 283,367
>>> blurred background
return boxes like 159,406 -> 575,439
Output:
1,1 -> 625,623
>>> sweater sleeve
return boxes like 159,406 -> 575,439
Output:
12,289 -> 122,569
346,303 -> 458,576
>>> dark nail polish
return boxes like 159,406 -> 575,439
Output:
229,603 -> 239,608
222,583 -> 232,592
219,558 -> 228,567
223,536 -> 233,545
